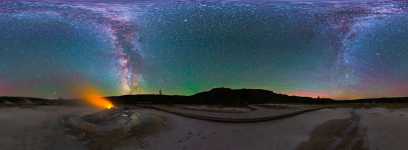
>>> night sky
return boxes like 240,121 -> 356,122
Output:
1,0 -> 408,99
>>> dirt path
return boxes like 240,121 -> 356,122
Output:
140,105 -> 324,123
297,110 -> 368,150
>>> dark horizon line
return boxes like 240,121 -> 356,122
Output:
0,87 -> 406,101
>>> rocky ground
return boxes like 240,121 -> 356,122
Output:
1,104 -> 408,150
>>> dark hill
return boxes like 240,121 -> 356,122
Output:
192,88 -> 290,105
109,88 -> 334,105
193,88 -> 280,98
3,88 -> 408,106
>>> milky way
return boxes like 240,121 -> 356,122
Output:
1,0 -> 408,99
0,0 -> 145,97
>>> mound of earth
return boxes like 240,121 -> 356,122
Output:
63,108 -> 165,150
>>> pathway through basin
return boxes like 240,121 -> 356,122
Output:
138,105 -> 325,123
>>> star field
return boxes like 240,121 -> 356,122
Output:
1,0 -> 408,99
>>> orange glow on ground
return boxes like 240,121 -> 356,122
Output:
79,86 -> 115,110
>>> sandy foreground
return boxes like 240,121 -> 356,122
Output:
1,105 -> 408,150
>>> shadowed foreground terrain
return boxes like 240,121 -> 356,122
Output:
2,88 -> 408,150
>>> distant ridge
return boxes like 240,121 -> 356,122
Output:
108,87 -> 333,105
3,88 -> 408,106
0,96 -> 73,106
109,88 -> 408,105
193,87 -> 280,98
191,87 -> 287,105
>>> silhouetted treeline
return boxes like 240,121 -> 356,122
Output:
3,88 -> 408,106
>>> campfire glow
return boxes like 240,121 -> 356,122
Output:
80,86 -> 115,110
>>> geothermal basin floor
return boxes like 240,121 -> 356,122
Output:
1,104 -> 408,150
